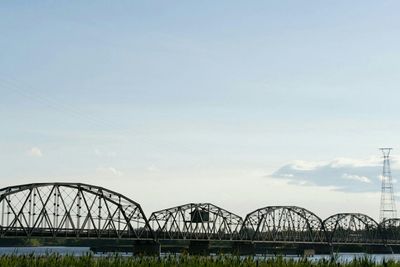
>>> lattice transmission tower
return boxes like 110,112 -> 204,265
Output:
379,148 -> 397,222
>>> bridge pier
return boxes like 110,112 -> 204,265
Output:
158,240 -> 256,255
330,244 -> 393,254
386,244 -> 400,253
132,240 -> 160,255
188,240 -> 209,255
91,240 -> 161,255
253,242 -> 331,256
232,241 -> 255,255
297,243 -> 331,255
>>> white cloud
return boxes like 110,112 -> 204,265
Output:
270,156 -> 400,193
291,160 -> 326,171
28,147 -> 42,157
328,157 -> 381,168
288,157 -> 381,172
96,167 -> 123,176
146,165 -> 159,172
342,173 -> 371,183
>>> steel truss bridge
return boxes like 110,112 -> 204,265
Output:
0,183 -> 399,255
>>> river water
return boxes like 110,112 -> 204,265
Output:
0,247 -> 400,263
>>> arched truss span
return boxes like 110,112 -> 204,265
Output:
149,203 -> 243,240
323,213 -> 381,244
380,218 -> 400,244
241,206 -> 326,243
0,183 -> 153,239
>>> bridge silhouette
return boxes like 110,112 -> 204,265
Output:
0,183 -> 399,255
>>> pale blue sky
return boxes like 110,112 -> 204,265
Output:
1,1 -> 400,219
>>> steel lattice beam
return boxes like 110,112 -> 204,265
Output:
323,213 -> 382,244
241,206 -> 327,243
149,203 -> 243,241
2,183 -> 400,247
0,183 -> 154,240
381,218 -> 400,244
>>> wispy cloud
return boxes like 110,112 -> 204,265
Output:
28,147 -> 42,157
146,164 -> 159,172
342,173 -> 371,183
96,167 -> 123,177
270,156 -> 400,193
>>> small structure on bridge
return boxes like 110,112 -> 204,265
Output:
149,203 -> 243,241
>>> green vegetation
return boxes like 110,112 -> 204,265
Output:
23,238 -> 42,247
0,254 -> 397,267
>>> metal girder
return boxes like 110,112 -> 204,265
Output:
241,206 -> 326,243
1,182 -> 399,247
323,213 -> 381,244
380,218 -> 400,244
149,203 -> 243,241
0,183 -> 153,240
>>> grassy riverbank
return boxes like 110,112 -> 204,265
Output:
0,255 -> 399,267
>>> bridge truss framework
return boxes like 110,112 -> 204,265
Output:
0,183 -> 400,254
0,183 -> 153,240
